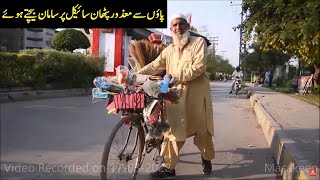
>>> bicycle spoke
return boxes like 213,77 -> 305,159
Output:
100,113 -> 146,180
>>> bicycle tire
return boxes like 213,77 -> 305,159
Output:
100,114 -> 145,180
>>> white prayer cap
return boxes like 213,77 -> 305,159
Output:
169,13 -> 188,24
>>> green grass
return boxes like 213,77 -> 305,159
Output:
263,85 -> 320,107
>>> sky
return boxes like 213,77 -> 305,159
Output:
156,0 -> 243,67
58,1 -> 243,67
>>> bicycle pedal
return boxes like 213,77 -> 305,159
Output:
153,155 -> 164,164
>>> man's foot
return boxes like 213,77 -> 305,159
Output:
229,91 -> 232,94
201,156 -> 212,175
150,166 -> 176,179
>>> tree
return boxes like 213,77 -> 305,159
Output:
206,54 -> 234,79
51,29 -> 90,52
189,25 -> 211,37
190,26 -> 198,33
243,41 -> 291,75
239,0 -> 320,65
198,25 -> 211,37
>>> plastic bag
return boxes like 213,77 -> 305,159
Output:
116,65 -> 129,85
142,79 -> 160,98
115,65 -> 129,76
93,76 -> 123,93
115,65 -> 137,87
91,88 -> 117,103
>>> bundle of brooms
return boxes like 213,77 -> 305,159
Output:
129,39 -> 166,71
128,39 -> 167,82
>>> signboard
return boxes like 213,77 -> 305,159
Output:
298,75 -> 313,94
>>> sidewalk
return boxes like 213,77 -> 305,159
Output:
0,88 -> 92,103
246,83 -> 319,179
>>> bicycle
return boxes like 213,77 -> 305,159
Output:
100,78 -> 178,180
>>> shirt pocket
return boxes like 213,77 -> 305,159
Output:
180,50 -> 193,68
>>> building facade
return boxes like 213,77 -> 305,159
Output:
23,28 -> 56,49
82,28 -> 212,77
0,28 -> 57,52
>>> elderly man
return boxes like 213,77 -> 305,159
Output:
138,13 -> 215,178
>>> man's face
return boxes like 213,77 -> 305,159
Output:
170,18 -> 190,47
170,18 -> 189,36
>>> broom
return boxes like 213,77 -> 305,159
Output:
129,40 -> 166,71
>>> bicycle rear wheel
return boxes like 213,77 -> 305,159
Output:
100,114 -> 145,180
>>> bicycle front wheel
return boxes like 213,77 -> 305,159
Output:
100,114 -> 145,180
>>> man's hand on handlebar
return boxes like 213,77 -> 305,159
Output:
164,74 -> 172,79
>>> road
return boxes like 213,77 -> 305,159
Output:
1,82 -> 278,179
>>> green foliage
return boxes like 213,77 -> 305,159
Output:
240,0 -> 320,65
206,55 -> 234,80
190,26 -> 198,33
0,49 -> 104,89
0,52 -> 37,87
51,29 -> 90,52
274,76 -> 292,87
312,87 -> 320,95
243,41 -> 291,74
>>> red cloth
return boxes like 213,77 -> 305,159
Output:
114,93 -> 145,110
148,33 -> 162,44
147,104 -> 162,123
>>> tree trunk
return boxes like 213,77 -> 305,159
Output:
298,61 -> 301,76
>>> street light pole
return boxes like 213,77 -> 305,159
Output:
209,36 -> 218,60
231,0 -> 248,81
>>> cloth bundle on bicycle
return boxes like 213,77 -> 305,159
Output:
158,89 -> 180,104
143,99 -> 162,124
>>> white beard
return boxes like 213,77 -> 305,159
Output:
172,31 -> 190,48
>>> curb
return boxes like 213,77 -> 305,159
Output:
0,88 -> 92,103
249,94 -> 319,179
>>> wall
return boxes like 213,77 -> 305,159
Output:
0,28 -> 24,52
99,31 -> 115,73
43,29 -> 55,48
24,28 -> 55,49
123,32 -> 132,68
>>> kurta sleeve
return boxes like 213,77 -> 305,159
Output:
176,38 -> 207,82
137,48 -> 167,75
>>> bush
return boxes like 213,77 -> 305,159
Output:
0,52 -> 37,88
208,73 -> 215,80
51,29 -> 90,52
0,52 -> 18,87
16,54 -> 37,86
0,49 -> 104,89
274,77 -> 292,87
312,87 -> 320,95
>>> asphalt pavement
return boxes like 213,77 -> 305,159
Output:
1,81 -> 278,179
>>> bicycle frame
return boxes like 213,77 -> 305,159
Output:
101,78 -> 178,179
114,94 -> 166,170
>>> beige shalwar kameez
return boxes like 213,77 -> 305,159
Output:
138,36 -> 215,169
